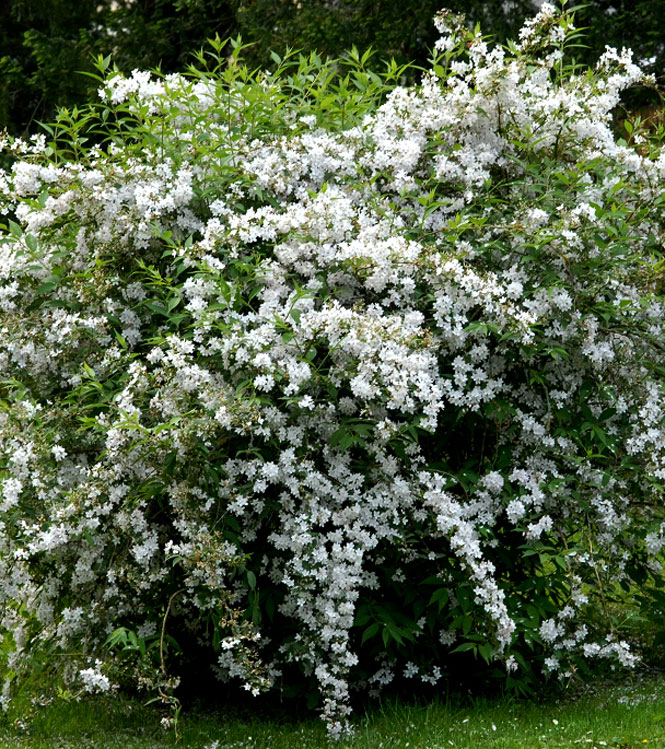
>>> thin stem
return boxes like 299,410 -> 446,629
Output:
160,588 -> 185,677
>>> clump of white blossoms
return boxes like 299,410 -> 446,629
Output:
1,2 -> 664,736
79,660 -> 112,694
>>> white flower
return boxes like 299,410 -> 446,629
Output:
506,499 -> 526,524
481,471 -> 504,494
79,661 -> 111,693
403,662 -> 419,678
51,445 -> 67,462
526,515 -> 553,540
540,619 -> 562,644
0,478 -> 23,511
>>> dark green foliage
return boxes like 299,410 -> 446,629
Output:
231,0 -> 536,70
0,0 -> 238,135
580,1 -> 665,70
0,0 -> 104,135
2,0 -> 665,137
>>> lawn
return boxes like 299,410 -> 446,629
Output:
1,672 -> 664,748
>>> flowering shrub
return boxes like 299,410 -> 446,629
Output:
1,3 -> 665,736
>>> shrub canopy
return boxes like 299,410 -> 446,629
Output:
1,3 -> 665,736
2,0 -> 665,136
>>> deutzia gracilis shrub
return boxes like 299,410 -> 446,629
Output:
1,3 -> 665,736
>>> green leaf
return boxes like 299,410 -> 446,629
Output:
451,642 -> 477,654
384,622 -> 404,646
114,329 -> 128,349
361,622 -> 381,644
428,588 -> 449,612
35,281 -> 57,295
105,628 -> 128,648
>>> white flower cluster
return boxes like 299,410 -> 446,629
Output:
0,4 -> 664,735
79,660 -> 111,693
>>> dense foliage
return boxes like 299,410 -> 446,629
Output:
0,0 -> 238,135
1,3 -> 665,737
2,0 -> 664,135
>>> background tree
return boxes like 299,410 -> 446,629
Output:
0,0 -> 238,135
1,0 -> 663,136
230,0 -> 536,69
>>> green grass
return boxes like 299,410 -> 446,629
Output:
2,673 -> 665,748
